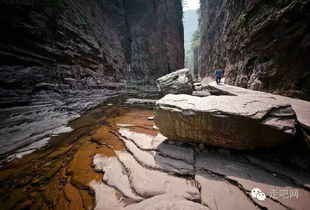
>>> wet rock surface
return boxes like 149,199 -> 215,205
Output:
99,110 -> 309,210
154,94 -> 296,149
0,0 -> 184,157
0,91 -> 118,157
0,104 -> 310,210
156,69 -> 194,95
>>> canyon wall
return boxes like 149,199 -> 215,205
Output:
125,0 -> 184,81
197,0 -> 310,100
0,0 -> 184,156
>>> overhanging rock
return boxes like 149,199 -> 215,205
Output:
154,94 -> 296,149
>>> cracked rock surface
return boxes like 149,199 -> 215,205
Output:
91,111 -> 310,209
6,105 -> 309,210
119,128 -> 194,163
87,107 -> 310,210
195,171 -> 257,210
120,136 -> 194,175
115,150 -> 199,200
93,125 -> 310,209
196,151 -> 310,209
93,154 -> 144,201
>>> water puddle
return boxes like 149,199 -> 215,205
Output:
1,97 -> 309,210
0,98 -> 155,210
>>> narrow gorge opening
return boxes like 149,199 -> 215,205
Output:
183,0 -> 200,77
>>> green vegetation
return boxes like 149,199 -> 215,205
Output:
183,9 -> 199,68
185,29 -> 200,68
191,30 -> 200,49
183,9 -> 199,53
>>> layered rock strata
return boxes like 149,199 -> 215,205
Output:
197,0 -> 310,99
0,0 -> 184,155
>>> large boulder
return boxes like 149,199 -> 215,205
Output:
154,94 -> 296,149
156,69 -> 193,94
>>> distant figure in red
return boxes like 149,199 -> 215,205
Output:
215,67 -> 224,85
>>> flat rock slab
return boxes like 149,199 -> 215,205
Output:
124,193 -> 209,210
89,180 -> 125,210
120,136 -> 194,175
93,154 -> 144,201
119,128 -> 194,164
119,128 -> 165,150
154,94 -> 296,149
246,156 -> 310,190
196,151 -> 310,209
208,82 -> 310,130
195,171 -> 257,210
115,150 -> 200,200
124,98 -> 157,107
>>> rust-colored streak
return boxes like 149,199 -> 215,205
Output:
0,103 -> 154,210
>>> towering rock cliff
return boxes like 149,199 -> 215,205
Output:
197,0 -> 310,100
125,0 -> 184,81
0,0 -> 184,156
